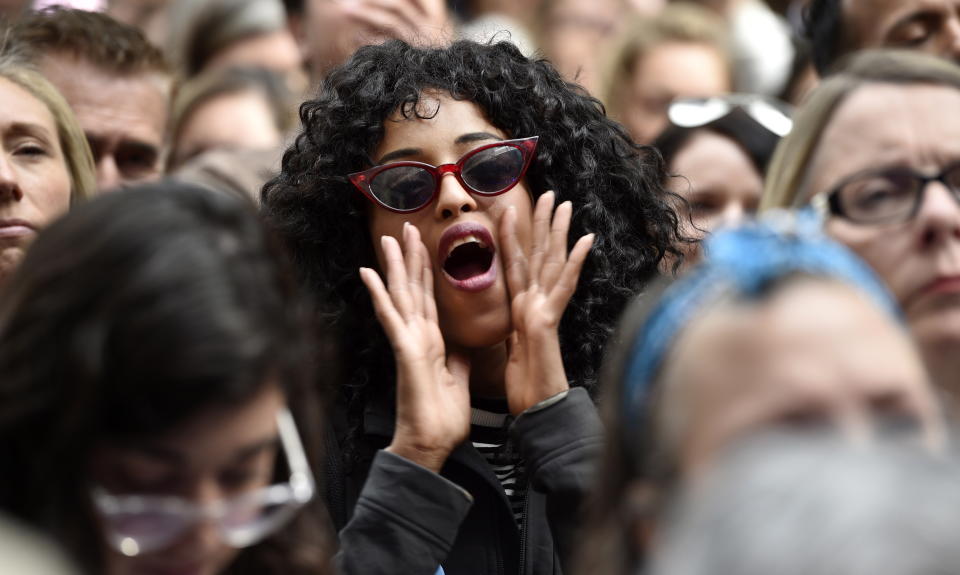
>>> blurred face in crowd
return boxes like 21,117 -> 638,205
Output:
204,31 -> 307,96
106,0 -> 170,46
92,383 -> 285,575
619,42 -> 730,144
540,0 -> 623,95
802,83 -> 960,398
668,130 -> 762,262
843,0 -> 960,63
366,93 -> 535,352
172,90 -> 283,169
38,52 -> 169,192
659,279 -> 943,478
0,77 -> 72,286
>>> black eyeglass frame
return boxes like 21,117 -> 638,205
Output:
812,162 -> 960,225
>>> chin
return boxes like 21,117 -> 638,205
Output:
441,309 -> 512,350
909,300 -> 960,347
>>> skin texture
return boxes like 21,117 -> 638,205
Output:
203,30 -> 307,96
0,77 -> 72,287
659,280 -> 944,479
292,0 -> 451,82
540,0 -> 623,95
173,90 -> 283,169
38,53 -> 168,192
843,0 -> 960,62
619,42 -> 730,144
92,383 -> 285,575
668,130 -> 762,263
359,93 -> 594,471
803,83 -> 960,402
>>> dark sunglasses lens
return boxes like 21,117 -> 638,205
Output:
461,145 -> 525,194
370,166 -> 436,211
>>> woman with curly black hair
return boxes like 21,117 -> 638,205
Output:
262,39 -> 685,575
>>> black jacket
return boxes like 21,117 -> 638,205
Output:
329,387 -> 603,575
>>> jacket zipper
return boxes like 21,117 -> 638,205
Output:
517,491 -> 530,575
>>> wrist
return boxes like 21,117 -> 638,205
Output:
386,441 -> 453,473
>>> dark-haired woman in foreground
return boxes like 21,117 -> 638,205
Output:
0,182 -> 332,575
263,39 -> 685,574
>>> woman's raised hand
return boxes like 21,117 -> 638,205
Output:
359,223 -> 471,473
500,192 -> 595,416
342,0 -> 453,48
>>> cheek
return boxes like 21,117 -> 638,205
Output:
826,220 -> 908,295
34,159 -> 73,224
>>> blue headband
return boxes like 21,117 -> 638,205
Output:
621,208 -> 900,424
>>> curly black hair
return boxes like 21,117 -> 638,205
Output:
262,39 -> 685,468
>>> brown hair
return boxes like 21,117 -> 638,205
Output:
762,49 -> 960,211
10,7 -> 169,78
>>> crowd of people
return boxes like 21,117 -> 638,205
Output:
0,0 -> 958,574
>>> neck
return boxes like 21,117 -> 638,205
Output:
454,341 -> 509,399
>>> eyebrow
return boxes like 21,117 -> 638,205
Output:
85,135 -> 161,161
376,131 -> 503,164
130,436 -> 280,465
5,122 -> 54,144
888,8 -> 943,37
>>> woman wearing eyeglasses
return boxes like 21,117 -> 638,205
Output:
0,182 -> 332,575
653,94 -> 790,266
262,40 -> 686,575
762,49 -> 960,414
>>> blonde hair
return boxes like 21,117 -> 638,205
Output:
600,3 -> 731,124
0,57 -> 97,202
762,50 -> 960,211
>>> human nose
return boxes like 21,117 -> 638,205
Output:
836,402 -> 873,445
944,13 -> 960,61
914,181 -> 960,249
0,153 -> 24,202
717,202 -> 747,228
433,171 -> 478,220
96,154 -> 121,192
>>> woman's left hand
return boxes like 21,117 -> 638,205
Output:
499,191 -> 595,416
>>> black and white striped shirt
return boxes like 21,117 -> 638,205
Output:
470,398 -> 527,528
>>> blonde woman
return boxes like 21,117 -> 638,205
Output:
0,56 -> 96,284
761,49 -> 960,414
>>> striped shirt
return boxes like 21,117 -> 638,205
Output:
470,398 -> 527,528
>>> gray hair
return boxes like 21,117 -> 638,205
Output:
650,432 -> 960,575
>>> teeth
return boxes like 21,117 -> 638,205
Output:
448,234 -> 487,255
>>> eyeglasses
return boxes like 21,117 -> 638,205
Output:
348,136 -> 539,213
668,95 -> 794,137
811,163 -> 960,225
92,408 -> 314,557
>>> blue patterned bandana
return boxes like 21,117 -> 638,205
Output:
621,208 -> 900,425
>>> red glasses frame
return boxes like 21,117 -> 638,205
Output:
348,136 -> 539,213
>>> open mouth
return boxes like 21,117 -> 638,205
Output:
442,234 -> 495,280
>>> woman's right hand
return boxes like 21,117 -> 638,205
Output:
359,223 -> 471,473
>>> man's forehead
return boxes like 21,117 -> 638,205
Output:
38,52 -> 169,143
